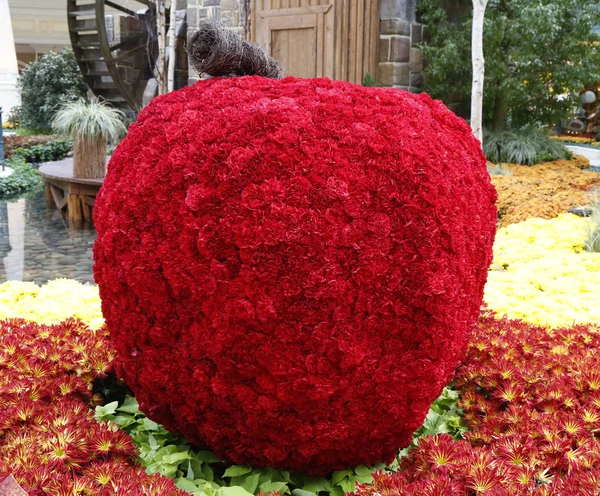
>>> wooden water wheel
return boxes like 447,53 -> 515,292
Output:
67,0 -> 182,109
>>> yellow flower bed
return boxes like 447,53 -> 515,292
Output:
550,135 -> 600,147
485,214 -> 600,328
0,279 -> 103,329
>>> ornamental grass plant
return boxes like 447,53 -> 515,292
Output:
52,100 -> 127,179
483,127 -> 571,166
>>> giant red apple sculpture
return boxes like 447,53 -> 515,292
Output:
94,23 -> 496,476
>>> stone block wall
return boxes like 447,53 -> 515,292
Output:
187,0 -> 245,83
378,0 -> 424,92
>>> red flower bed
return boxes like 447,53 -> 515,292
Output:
3,135 -> 61,157
94,76 -> 497,474
355,314 -> 600,495
0,318 -> 186,496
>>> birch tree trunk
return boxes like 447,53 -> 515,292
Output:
470,0 -> 488,145
167,0 -> 177,92
155,0 -> 168,95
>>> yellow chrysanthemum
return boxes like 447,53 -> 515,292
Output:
0,279 -> 103,329
485,214 -> 600,328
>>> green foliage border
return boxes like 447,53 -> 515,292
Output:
96,387 -> 466,496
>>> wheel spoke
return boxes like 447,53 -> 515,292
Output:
104,0 -> 137,16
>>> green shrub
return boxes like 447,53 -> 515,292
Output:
0,158 -> 43,199
483,128 -> 572,166
363,73 -> 376,87
4,135 -> 73,163
18,49 -> 88,129
11,140 -> 72,164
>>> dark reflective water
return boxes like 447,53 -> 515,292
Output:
0,191 -> 96,285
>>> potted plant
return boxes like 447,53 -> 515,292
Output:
52,99 -> 127,179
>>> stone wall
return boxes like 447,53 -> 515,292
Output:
378,0 -> 424,92
187,0 -> 245,83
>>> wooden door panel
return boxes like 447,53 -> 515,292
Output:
251,0 -> 378,84
272,27 -> 317,78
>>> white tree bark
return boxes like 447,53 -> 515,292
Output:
155,0 -> 168,95
470,0 -> 488,145
167,0 -> 177,92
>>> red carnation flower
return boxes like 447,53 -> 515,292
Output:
94,76 -> 496,475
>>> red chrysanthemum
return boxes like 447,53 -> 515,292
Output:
93,76 -> 496,475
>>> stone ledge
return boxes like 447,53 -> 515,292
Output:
378,62 -> 410,87
380,18 -> 411,36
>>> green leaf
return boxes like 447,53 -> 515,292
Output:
259,481 -> 289,494
147,462 -> 178,478
141,417 -> 160,431
331,470 -> 352,486
354,474 -> 374,485
117,396 -> 140,414
258,468 -> 285,485
337,479 -> 354,494
330,486 -> 346,496
223,465 -> 253,477
291,490 -> 317,496
148,434 -> 158,450
163,451 -> 193,465
354,466 -> 371,477
201,463 -> 214,482
363,72 -> 376,87
110,414 -> 138,429
218,487 -> 254,496
242,473 -> 261,494
230,475 -> 248,487
302,478 -> 331,494
194,451 -> 222,463
279,471 -> 293,484
176,477 -> 201,492
190,459 -> 203,478
95,401 -> 118,419
187,460 -> 195,480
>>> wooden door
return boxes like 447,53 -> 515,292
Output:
251,0 -> 379,84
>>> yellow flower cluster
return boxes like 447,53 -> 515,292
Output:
1,121 -> 17,130
0,279 -> 104,329
550,135 -> 600,147
484,214 -> 600,328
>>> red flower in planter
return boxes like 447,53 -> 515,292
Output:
94,75 -> 497,475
